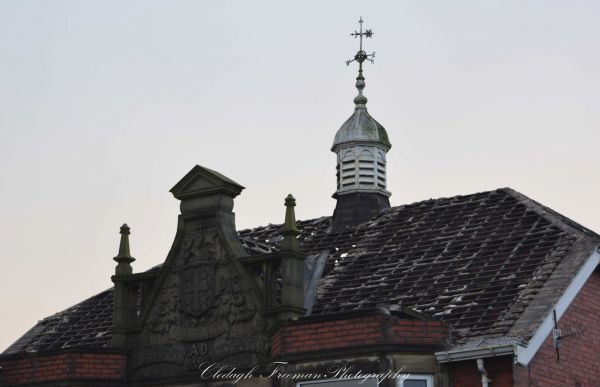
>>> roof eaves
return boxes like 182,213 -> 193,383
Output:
513,245 -> 600,366
439,244 -> 600,365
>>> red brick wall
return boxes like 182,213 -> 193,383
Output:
0,351 -> 126,385
514,270 -> 600,387
272,313 -> 448,356
451,356 -> 514,387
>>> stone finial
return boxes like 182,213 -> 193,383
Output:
281,194 -> 300,251
278,194 -> 306,320
113,223 -> 135,276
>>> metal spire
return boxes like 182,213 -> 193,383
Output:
346,17 -> 375,107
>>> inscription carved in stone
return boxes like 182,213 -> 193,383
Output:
133,221 -> 267,376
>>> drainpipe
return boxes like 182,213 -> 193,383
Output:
476,358 -> 490,387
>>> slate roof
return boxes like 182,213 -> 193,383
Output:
4,188 -> 599,354
4,289 -> 114,353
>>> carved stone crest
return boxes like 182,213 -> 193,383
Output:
180,225 -> 217,317
129,165 -> 271,378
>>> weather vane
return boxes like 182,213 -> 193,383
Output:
346,17 -> 375,67
346,17 -> 375,107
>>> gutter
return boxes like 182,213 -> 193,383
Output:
436,343 -> 516,363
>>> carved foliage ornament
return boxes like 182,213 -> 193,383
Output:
138,222 -> 266,376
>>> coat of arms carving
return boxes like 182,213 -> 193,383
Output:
179,226 -> 219,317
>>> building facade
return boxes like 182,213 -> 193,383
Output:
2,19 -> 600,387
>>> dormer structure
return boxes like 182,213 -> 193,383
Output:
332,18 -> 392,228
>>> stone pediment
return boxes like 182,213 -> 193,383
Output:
170,165 -> 244,200
128,167 -> 267,378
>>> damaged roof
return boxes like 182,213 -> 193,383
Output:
4,188 -> 599,354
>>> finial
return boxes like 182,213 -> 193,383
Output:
346,17 -> 375,108
114,223 -> 135,276
281,194 -> 300,251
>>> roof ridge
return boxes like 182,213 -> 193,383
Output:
386,187 -> 504,211
238,188 -> 506,234
499,188 -> 600,240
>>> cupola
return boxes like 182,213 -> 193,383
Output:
332,18 -> 392,228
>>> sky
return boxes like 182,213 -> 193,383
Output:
0,1 -> 599,351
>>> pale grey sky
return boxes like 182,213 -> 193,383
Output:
0,1 -> 598,351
